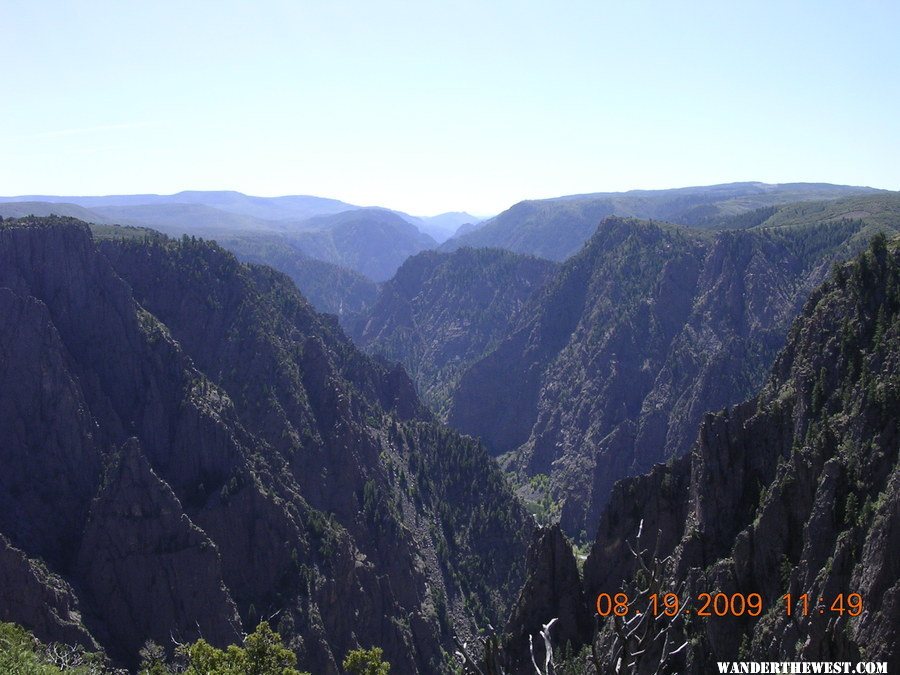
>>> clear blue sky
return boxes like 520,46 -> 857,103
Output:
2,1 -> 898,215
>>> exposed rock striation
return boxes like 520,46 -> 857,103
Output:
74,439 -> 242,662
0,534 -> 98,652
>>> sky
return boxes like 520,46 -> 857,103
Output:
2,0 -> 898,216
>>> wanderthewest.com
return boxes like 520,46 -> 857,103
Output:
717,662 -> 888,674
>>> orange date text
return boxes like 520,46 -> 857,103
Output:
595,592 -> 863,618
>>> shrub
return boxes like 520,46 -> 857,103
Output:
342,646 -> 391,674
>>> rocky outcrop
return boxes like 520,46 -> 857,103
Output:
503,526 -> 590,671
583,455 -> 691,599
75,439 -> 242,662
0,534 -> 98,651
0,285 -> 101,567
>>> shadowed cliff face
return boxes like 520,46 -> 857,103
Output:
0,217 -> 530,673
507,238 -> 899,672
0,285 -> 102,567
502,525 -> 591,672
0,533 -> 99,653
350,247 -> 557,418
450,216 -> 897,538
75,440 -> 243,662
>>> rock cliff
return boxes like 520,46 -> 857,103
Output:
450,213 -> 898,537
514,236 -> 900,672
0,217 -> 530,673
351,247 -> 556,417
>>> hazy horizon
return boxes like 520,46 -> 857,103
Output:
0,179 -> 894,221
3,1 -> 898,214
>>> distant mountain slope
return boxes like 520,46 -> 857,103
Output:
453,220 -> 486,238
0,190 -> 357,222
443,182 -> 885,261
157,190 -> 357,221
450,196 -> 900,537
0,191 -> 479,241
0,216 -> 529,673
408,212 -> 483,243
0,201 -> 111,222
286,209 -> 437,281
758,192 -> 900,230
0,202 -> 163,242
90,202 -> 283,233
351,248 -> 557,416
0,197 -> 441,306
1,199 -> 383,317
69,200 -> 439,283
219,232 -> 379,318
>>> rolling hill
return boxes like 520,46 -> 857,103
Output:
0,190 -> 357,222
0,201 -> 113,222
